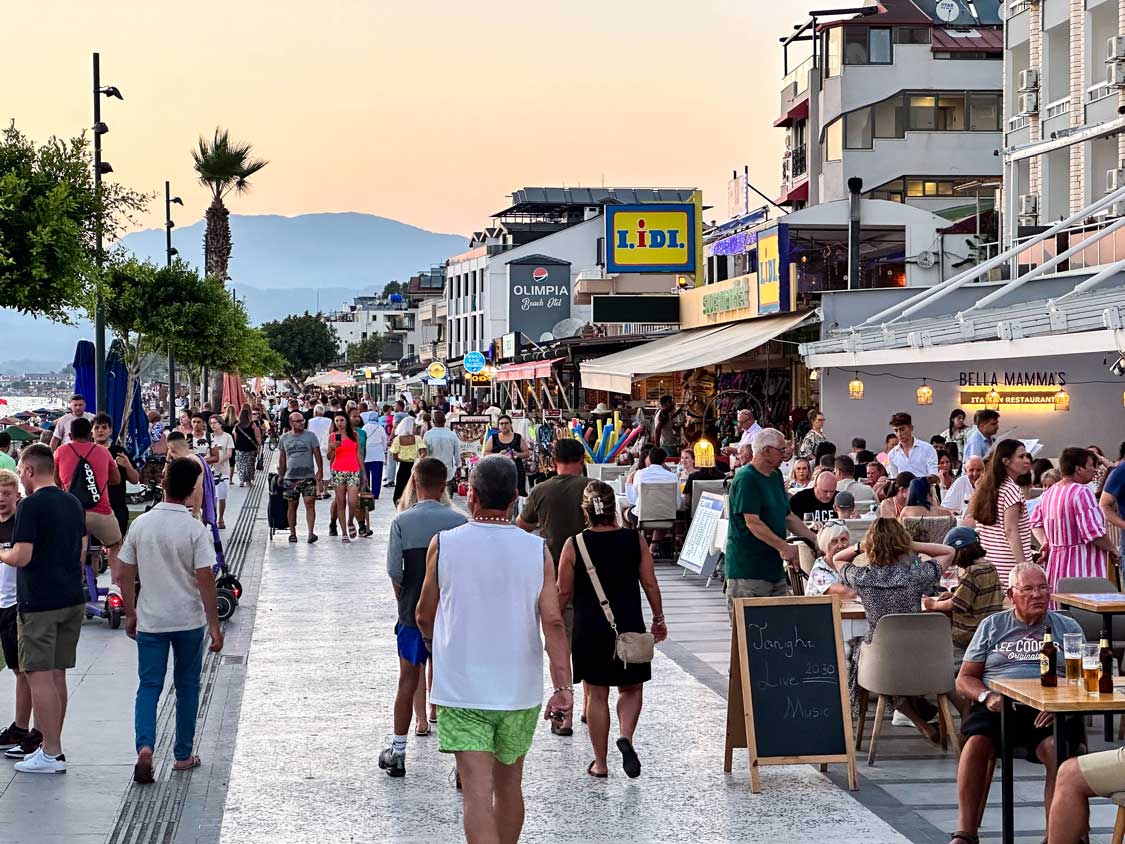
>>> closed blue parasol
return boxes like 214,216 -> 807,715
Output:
72,340 -> 96,406
106,342 -> 129,437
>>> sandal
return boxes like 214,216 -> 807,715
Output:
617,737 -> 641,778
348,524 -> 357,539
551,722 -> 573,737
415,725 -> 431,737
948,834 -> 978,844
173,755 -> 201,771
586,760 -> 608,778
133,755 -> 155,784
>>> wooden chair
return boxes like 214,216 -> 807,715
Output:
1112,795 -> 1125,844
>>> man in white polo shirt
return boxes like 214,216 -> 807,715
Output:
886,412 -> 939,482
49,394 -> 95,452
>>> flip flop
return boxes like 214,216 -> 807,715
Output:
617,737 -> 641,778
348,524 -> 357,539
586,761 -> 608,778
173,755 -> 201,771
415,725 -> 431,737
551,722 -> 573,737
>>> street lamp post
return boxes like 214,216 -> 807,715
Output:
92,52 -> 122,413
165,181 -> 183,412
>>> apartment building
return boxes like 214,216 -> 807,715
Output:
777,0 -> 1002,215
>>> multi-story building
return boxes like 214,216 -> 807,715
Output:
776,0 -> 1002,215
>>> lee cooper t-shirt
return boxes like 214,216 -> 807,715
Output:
964,609 -> 1083,687
279,430 -> 322,480
12,486 -> 86,612
789,487 -> 838,523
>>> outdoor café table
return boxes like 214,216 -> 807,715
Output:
989,676 -> 1125,844
1052,591 -> 1125,741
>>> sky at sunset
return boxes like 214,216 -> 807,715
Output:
4,1 -> 802,237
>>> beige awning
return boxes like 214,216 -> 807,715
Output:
580,311 -> 813,394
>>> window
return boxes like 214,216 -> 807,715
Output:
908,95 -> 937,130
843,26 -> 892,64
936,95 -> 966,130
894,26 -> 930,44
845,107 -> 873,148
825,119 -> 843,161
825,28 -> 842,78
874,95 -> 905,138
869,28 -> 892,63
968,93 -> 1000,130
933,51 -> 1001,60
874,176 -> 970,198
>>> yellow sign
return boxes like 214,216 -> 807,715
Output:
427,361 -> 447,380
468,370 -> 492,384
960,386 -> 1059,408
756,232 -> 781,315
605,204 -> 697,273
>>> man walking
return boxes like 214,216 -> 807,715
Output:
0,469 -> 34,754
49,394 -> 95,452
277,412 -> 323,544
422,410 -> 461,495
417,456 -> 572,844
306,404 -> 332,499
119,457 -> 224,783
886,412 -> 939,482
379,458 -> 466,777
384,401 -> 408,488
0,445 -> 87,773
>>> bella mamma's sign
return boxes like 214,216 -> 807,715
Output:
958,371 -> 1066,407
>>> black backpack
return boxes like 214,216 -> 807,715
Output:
67,443 -> 103,510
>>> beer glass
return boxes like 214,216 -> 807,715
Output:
1063,633 -> 1084,684
1083,643 -> 1102,694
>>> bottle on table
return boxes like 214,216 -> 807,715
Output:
1040,626 -> 1058,688
1100,630 -> 1115,694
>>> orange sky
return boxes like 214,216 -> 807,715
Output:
4,1 -> 801,237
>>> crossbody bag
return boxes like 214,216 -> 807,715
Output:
574,533 -> 654,667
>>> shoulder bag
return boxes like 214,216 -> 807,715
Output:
574,532 -> 654,666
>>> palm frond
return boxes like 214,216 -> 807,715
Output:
190,127 -> 268,199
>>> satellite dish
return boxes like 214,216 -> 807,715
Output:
551,318 -> 585,339
539,331 -> 555,342
935,0 -> 960,23
916,250 -> 936,269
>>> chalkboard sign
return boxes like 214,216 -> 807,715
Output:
724,595 -> 856,792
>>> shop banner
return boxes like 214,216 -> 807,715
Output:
605,203 -> 697,273
507,257 -> 572,343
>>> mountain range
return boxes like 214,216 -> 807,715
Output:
0,213 -> 466,372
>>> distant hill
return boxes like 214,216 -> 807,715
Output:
0,212 -> 466,371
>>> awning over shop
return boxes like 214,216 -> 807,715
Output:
776,180 -> 809,206
493,358 -> 563,382
773,98 -> 809,128
580,311 -> 812,394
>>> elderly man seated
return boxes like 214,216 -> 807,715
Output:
950,563 -> 1085,844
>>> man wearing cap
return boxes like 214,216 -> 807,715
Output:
922,526 -> 1002,649
833,491 -> 859,520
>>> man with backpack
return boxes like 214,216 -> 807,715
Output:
53,417 -> 123,589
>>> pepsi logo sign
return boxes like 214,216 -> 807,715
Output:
532,267 -> 549,282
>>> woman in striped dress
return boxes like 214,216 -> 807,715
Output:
1031,447 -> 1121,592
967,439 -> 1034,588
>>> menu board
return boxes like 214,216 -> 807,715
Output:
678,492 -> 724,575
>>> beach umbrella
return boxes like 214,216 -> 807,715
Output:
106,343 -> 129,436
13,412 -> 32,420
4,426 -> 37,442
73,340 -> 95,405
124,386 -> 151,462
32,407 -> 50,415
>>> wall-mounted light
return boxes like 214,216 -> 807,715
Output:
916,379 -> 933,406
848,374 -> 864,400
808,368 -> 819,381
984,387 -> 1001,411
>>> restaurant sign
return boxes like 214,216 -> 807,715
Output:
605,203 -> 697,273
702,276 -> 751,317
958,370 -> 1066,387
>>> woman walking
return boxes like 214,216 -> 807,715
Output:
967,438 -> 1034,587
483,414 -> 529,496
327,412 -> 362,543
232,406 -> 261,487
556,481 -> 667,779
389,416 -> 423,505
1031,447 -> 1121,594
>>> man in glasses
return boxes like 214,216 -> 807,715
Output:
950,563 -> 1084,844
723,428 -> 817,618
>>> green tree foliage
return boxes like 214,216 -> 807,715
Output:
260,314 -> 340,384
382,280 -> 403,297
346,334 -> 385,364
0,123 -> 147,321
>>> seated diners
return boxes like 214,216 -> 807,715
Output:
877,472 -> 916,518
834,518 -> 960,742
950,563 -> 1085,844
833,491 -> 858,520
898,477 -> 957,520
921,527 -> 1003,652
940,455 -> 984,516
787,457 -> 812,492
789,472 -> 838,523
804,523 -> 858,600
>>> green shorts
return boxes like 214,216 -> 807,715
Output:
437,705 -> 540,765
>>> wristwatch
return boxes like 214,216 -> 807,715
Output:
977,690 -> 991,704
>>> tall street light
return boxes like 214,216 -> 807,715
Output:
165,181 -> 183,412
92,52 -> 123,413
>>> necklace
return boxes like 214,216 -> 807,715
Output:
473,515 -> 510,524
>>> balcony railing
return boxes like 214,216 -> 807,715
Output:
1087,81 -> 1114,104
782,146 -> 808,185
1042,96 -> 1070,120
1006,0 -> 1031,18
1007,114 -> 1030,132
598,323 -> 678,338
781,55 -> 816,98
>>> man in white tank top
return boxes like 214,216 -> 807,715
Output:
417,455 -> 572,844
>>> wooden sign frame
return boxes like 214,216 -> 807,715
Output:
723,594 -> 857,792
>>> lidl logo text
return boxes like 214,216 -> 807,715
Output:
615,219 -> 685,251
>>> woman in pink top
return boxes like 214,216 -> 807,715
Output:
967,439 -> 1034,587
1031,447 -> 1121,594
327,413 -> 362,543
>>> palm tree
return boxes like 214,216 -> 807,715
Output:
191,128 -> 268,282
192,128 -> 267,406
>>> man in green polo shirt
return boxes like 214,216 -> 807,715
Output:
724,426 -> 818,618
0,433 -> 15,472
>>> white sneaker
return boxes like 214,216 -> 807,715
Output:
14,747 -> 66,774
891,710 -> 912,727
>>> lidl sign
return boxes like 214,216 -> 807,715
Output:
605,203 -> 696,274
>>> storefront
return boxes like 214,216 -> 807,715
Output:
491,358 -> 571,413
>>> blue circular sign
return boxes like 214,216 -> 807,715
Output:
464,351 -> 486,374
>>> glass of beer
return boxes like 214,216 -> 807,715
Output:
1083,644 -> 1102,694
1063,633 -> 1085,684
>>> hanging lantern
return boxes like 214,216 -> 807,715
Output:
1053,388 -> 1070,412
916,380 -> 933,406
984,387 -> 1001,411
693,438 -> 716,469
808,368 -> 819,382
848,374 -> 865,400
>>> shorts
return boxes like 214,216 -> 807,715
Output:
437,705 -> 540,765
332,470 -> 361,488
283,478 -> 318,501
17,604 -> 85,673
86,509 -> 123,547
1079,746 -> 1125,796
0,605 -> 18,671
726,577 -> 790,621
395,623 -> 429,666
213,476 -> 229,501
961,701 -> 1084,764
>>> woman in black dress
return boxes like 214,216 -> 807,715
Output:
557,480 -> 667,779
483,414 -> 529,495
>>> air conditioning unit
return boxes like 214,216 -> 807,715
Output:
1017,215 -> 1039,227
1108,36 -> 1125,63
583,206 -> 601,221
1018,92 -> 1039,115
1018,68 -> 1039,92
1108,168 -> 1125,193
1019,194 -> 1038,215
1109,202 -> 1125,218
1109,63 -> 1125,87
